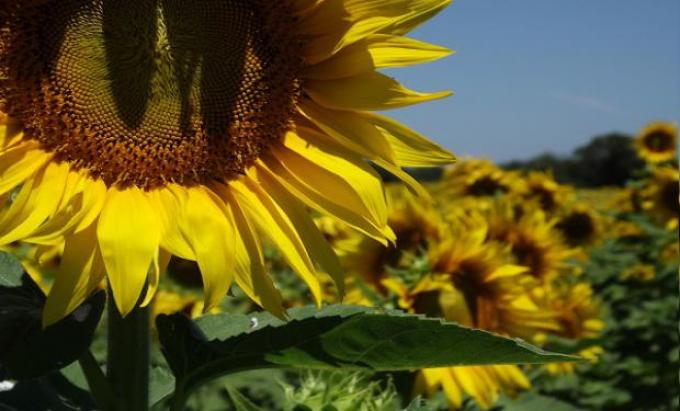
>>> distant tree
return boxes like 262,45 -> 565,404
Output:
569,133 -> 645,187
502,133 -> 645,187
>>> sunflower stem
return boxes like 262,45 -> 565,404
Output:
106,288 -> 150,411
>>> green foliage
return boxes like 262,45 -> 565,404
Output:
0,251 -> 105,380
157,305 -> 576,409
531,214 -> 679,410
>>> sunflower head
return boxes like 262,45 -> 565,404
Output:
442,158 -> 523,199
521,171 -> 573,214
555,203 -> 602,247
485,203 -> 573,282
635,122 -> 678,164
0,0 -> 455,325
641,166 -> 679,229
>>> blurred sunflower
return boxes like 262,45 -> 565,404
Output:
441,159 -> 523,199
641,166 -> 679,229
416,364 -> 530,410
619,263 -> 655,282
0,0 -> 455,325
381,219 -> 559,409
555,203 -> 602,248
533,283 -> 604,374
341,189 -> 448,295
520,172 -> 573,214
635,122 -> 678,164
486,203 -> 573,282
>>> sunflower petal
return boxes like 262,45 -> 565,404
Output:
365,112 -> 456,167
176,187 -> 235,311
43,223 -> 105,327
298,100 -> 396,163
306,71 -> 451,111
305,34 -> 452,80
227,177 -> 323,305
0,142 -> 50,195
97,187 -> 161,316
260,154 -> 394,245
256,167 -> 345,296
0,161 -> 69,244
217,188 -> 285,318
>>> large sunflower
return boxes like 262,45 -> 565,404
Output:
635,122 -> 678,164
0,0 -> 455,325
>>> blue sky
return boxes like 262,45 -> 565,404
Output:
387,0 -> 680,162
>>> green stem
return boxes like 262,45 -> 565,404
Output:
107,288 -> 150,411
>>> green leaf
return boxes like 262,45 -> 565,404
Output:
157,305 -> 577,407
149,366 -> 176,408
225,386 -> 262,411
0,367 -> 98,411
0,251 -> 23,287
0,271 -> 105,380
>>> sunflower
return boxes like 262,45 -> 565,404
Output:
640,166 -> 679,229
341,187 -> 449,294
0,0 -> 455,325
520,171 -> 574,214
485,202 -> 574,282
619,263 -> 655,282
416,365 -> 530,410
635,122 -> 678,164
533,283 -> 604,375
440,158 -> 523,199
555,203 -> 602,248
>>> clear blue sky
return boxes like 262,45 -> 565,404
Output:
387,0 -> 680,162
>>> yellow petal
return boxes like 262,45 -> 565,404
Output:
43,223 -> 105,327
97,187 -> 161,317
365,112 -> 456,167
381,0 -> 451,36
300,0 -> 450,63
305,34 -> 452,80
227,176 -> 323,305
0,142 -> 50,195
152,186 -> 195,260
217,188 -> 285,318
26,172 -> 107,245
0,122 -> 24,149
298,100 -> 396,164
256,168 -> 345,296
0,161 -> 69,244
260,155 -> 394,245
176,186 -> 235,311
305,71 -> 451,111
141,248 -> 172,307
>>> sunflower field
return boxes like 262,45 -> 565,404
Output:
0,1 -> 678,411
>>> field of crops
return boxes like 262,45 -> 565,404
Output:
5,128 -> 675,411
0,2 -> 677,410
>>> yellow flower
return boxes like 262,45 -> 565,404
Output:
417,365 -> 530,410
0,0 -> 455,325
520,171 -> 574,214
440,158 -> 523,199
619,264 -> 656,282
341,188 -> 449,294
533,283 -> 604,375
635,122 -> 678,164
640,166 -> 679,230
486,202 -> 574,282
384,274 -> 538,410
555,203 -> 603,248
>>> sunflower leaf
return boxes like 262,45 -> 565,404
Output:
0,264 -> 105,380
157,305 -> 578,405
